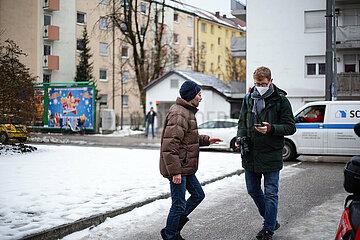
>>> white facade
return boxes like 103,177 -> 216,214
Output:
146,72 -> 231,130
246,0 -> 327,112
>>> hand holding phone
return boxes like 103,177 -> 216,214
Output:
254,123 -> 264,127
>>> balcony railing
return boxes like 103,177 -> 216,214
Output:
44,0 -> 59,11
336,25 -> 360,49
43,25 -> 59,41
337,72 -> 360,97
230,36 -> 246,59
231,0 -> 246,22
43,55 -> 59,70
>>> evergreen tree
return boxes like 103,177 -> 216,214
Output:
0,39 -> 36,121
75,27 -> 94,83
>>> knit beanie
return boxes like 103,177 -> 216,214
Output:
179,80 -> 201,101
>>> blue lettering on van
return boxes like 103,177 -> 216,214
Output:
350,110 -> 360,118
335,110 -> 346,118
296,123 -> 355,129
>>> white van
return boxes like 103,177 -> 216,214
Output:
283,101 -> 360,161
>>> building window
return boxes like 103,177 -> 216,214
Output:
122,95 -> 129,108
76,39 -> 84,52
187,16 -> 192,27
173,33 -> 179,44
99,69 -> 108,81
170,79 -> 178,88
100,0 -> 109,4
121,46 -> 129,58
344,54 -> 357,72
304,10 -> 325,32
174,13 -> 179,23
44,14 -> 52,26
305,56 -> 326,76
77,12 -> 86,25
174,55 -> 179,65
218,55 -> 221,64
99,94 -> 108,107
210,44 -> 214,53
100,43 -> 108,56
44,44 -> 51,55
100,17 -> 108,30
218,37 -> 221,46
187,57 -> 192,67
43,74 -> 51,83
201,42 -> 206,53
201,61 -> 205,72
307,63 -> 316,75
201,23 -> 206,32
141,26 -> 146,37
318,63 -> 326,75
211,25 -> 214,34
226,30 -> 228,38
232,32 -> 235,37
140,2 -> 147,14
210,63 -> 214,72
218,74 -> 221,79
187,37 -> 192,47
122,71 -> 129,83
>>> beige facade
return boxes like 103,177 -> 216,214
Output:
0,0 -> 76,84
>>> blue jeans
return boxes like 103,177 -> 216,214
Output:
146,122 -> 154,137
164,174 -> 205,239
245,169 -> 280,233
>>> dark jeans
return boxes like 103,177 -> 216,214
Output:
164,174 -> 205,239
146,122 -> 154,137
245,169 -> 280,233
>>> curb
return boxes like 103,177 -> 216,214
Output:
21,169 -> 244,240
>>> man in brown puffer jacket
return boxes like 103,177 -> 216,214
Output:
160,80 -> 222,240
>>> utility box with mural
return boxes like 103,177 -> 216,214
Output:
30,82 -> 96,131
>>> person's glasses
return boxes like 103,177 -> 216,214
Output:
254,82 -> 270,87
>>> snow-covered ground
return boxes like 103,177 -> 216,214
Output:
0,145 -> 241,240
63,165 -> 345,240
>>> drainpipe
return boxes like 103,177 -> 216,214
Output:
325,0 -> 333,101
332,0 -> 337,101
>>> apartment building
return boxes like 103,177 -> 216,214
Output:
0,0 -> 76,84
232,0 -> 359,112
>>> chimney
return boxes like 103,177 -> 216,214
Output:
223,14 -> 227,18
215,11 -> 220,18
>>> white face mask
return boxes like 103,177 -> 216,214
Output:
256,86 -> 269,96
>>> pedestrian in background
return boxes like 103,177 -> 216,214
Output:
160,80 -> 222,240
236,66 -> 296,240
145,107 -> 157,138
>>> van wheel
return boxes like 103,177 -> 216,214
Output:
0,132 -> 8,143
283,140 -> 296,161
230,138 -> 241,152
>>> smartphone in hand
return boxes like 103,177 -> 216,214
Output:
254,123 -> 263,127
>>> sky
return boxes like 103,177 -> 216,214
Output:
178,0 -> 233,18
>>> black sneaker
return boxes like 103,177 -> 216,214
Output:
161,229 -> 167,240
262,231 -> 273,240
256,222 -> 280,239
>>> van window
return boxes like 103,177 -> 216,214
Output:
295,105 -> 326,123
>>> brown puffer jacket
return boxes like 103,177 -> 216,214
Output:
160,97 -> 210,178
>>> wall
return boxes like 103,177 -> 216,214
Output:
246,0 -> 326,112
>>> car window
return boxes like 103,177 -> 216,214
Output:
199,121 -> 216,129
222,121 -> 237,128
295,105 -> 326,123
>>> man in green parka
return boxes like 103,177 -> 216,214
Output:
236,66 -> 296,240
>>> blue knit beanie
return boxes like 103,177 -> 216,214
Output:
179,80 -> 201,101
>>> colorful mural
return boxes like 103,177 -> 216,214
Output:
47,87 -> 94,129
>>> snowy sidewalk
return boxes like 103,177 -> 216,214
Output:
0,145 -> 241,240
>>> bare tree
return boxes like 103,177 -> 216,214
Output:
106,0 -> 168,114
225,47 -> 245,82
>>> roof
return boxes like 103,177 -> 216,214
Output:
144,69 -> 232,97
149,0 -> 245,31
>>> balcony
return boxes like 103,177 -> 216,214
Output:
44,0 -> 59,11
230,36 -> 246,59
231,0 -> 246,22
336,72 -> 360,97
43,55 -> 59,70
43,25 -> 59,41
336,25 -> 360,49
